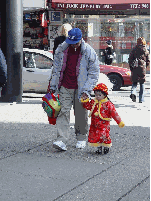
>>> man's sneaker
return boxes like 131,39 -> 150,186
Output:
96,146 -> 102,154
76,141 -> 86,149
53,141 -> 67,151
130,94 -> 136,102
104,147 -> 109,154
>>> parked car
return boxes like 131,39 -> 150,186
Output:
23,48 -> 53,92
99,63 -> 132,90
23,48 -> 132,92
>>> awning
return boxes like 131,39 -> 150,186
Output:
52,0 -> 149,3
50,0 -> 150,11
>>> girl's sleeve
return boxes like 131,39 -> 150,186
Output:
81,99 -> 94,110
109,102 -> 125,127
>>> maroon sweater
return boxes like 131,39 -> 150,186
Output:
61,45 -> 81,89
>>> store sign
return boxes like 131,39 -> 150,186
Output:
24,14 -> 31,21
88,23 -> 93,37
51,3 -> 150,10
50,11 -> 61,22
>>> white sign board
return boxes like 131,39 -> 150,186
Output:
88,23 -> 93,37
23,0 -> 45,8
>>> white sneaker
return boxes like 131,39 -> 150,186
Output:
76,141 -> 86,149
53,141 -> 67,151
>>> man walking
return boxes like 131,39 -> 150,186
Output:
49,28 -> 100,151
129,37 -> 150,103
104,40 -> 113,65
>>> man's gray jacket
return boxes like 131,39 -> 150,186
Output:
50,39 -> 100,99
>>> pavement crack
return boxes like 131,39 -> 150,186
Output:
116,175 -> 150,201
0,141 -> 51,160
53,159 -> 126,201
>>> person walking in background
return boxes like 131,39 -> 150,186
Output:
81,83 -> 125,154
49,28 -> 100,151
104,40 -> 114,65
53,23 -> 72,58
0,48 -> 7,99
129,37 -> 150,103
47,23 -> 72,87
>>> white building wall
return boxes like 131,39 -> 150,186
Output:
23,0 -> 45,8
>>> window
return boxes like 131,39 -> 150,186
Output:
24,52 -> 36,68
124,23 -> 135,37
64,15 -> 150,68
33,53 -> 53,69
100,20 -> 118,37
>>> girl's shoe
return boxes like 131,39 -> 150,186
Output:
96,146 -> 102,154
104,147 -> 109,154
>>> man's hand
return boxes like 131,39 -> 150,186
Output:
81,93 -> 89,100
47,80 -> 55,94
47,88 -> 55,94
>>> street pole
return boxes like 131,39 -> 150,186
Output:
1,3 -> 7,58
3,0 -> 23,102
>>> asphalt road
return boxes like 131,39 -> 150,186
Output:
0,75 -> 150,201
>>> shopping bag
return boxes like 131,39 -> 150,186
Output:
42,93 -> 61,125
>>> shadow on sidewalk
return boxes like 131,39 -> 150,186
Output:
0,122 -> 149,162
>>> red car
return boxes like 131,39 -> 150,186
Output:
100,64 -> 132,90
49,50 -> 132,91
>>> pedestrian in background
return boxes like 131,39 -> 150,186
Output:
0,48 -> 7,99
47,23 -> 73,87
104,40 -> 113,65
53,23 -> 72,58
81,83 -> 125,154
129,37 -> 150,103
49,28 -> 100,151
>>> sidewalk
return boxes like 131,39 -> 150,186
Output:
0,92 -> 150,200
0,74 -> 150,125
0,93 -> 150,127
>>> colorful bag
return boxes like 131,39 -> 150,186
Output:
42,93 -> 61,125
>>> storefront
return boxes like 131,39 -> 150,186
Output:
47,0 -> 150,69
0,1 -> 149,69
23,8 -> 49,50
0,1 -> 49,52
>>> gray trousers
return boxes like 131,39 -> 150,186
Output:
56,86 -> 88,143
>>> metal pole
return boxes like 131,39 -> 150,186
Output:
1,2 -> 7,58
4,0 -> 23,102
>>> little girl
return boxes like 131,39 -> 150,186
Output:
81,83 -> 125,154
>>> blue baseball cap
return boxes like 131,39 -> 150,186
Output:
66,28 -> 82,44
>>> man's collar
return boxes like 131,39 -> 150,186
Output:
57,38 -> 86,54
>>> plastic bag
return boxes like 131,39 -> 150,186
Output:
42,93 -> 61,125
